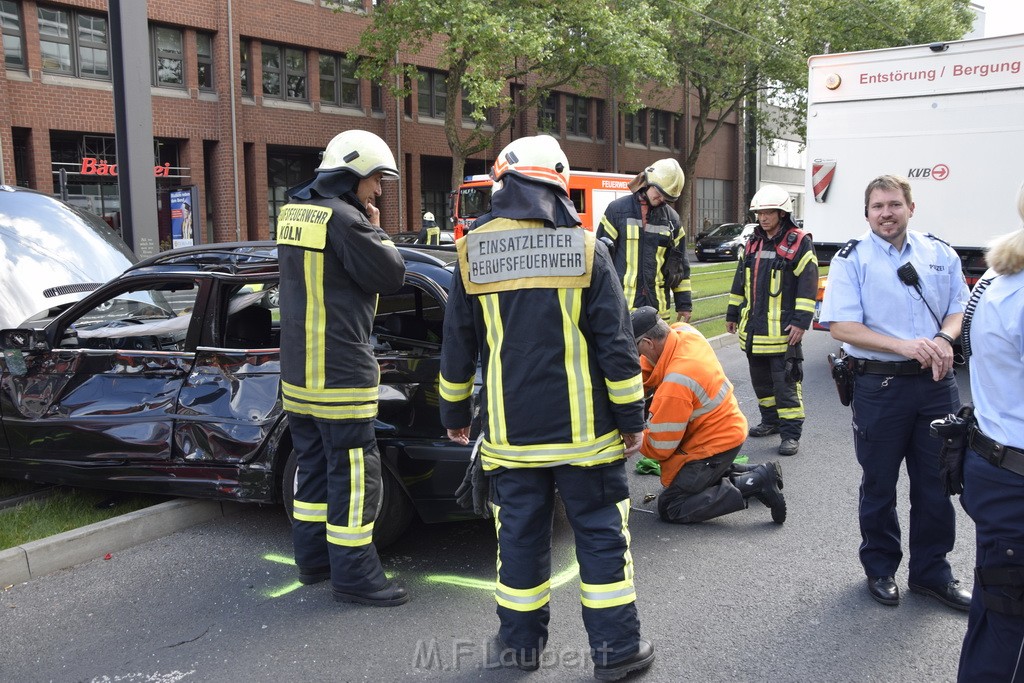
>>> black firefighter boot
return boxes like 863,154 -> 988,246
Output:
732,462 -> 786,524
729,461 -> 783,490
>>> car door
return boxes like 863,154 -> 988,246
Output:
175,278 -> 284,478
0,276 -> 205,468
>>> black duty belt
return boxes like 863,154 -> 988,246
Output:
970,427 -> 1024,478
848,357 -> 928,376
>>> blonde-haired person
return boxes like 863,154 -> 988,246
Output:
958,181 -> 1024,681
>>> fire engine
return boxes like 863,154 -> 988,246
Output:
451,170 -> 634,238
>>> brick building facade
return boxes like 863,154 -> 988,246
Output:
0,0 -> 742,245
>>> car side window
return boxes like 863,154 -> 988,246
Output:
224,282 -> 279,349
66,280 -> 200,352
372,283 -> 443,353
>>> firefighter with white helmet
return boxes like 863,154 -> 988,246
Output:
276,129 -> 408,606
419,211 -> 440,245
726,184 -> 817,456
596,158 -> 692,322
441,135 -> 655,680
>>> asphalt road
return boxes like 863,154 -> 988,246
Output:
0,330 -> 978,682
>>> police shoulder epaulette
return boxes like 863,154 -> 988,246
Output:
925,232 -> 951,247
836,239 -> 859,259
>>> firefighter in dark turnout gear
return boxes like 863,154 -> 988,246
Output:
596,158 -> 692,322
726,185 -> 818,456
276,129 -> 408,606
440,135 -> 655,681
418,211 -> 440,245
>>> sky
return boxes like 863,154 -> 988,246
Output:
979,0 -> 1024,37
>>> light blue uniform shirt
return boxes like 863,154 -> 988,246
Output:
819,229 -> 969,361
969,267 -> 1024,449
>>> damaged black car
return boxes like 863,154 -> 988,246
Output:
0,241 -> 479,547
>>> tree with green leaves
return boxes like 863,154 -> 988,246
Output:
654,0 -> 974,222
351,0 -> 674,190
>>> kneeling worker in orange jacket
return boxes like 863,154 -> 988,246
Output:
631,306 -> 786,524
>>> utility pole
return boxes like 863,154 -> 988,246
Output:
109,0 -> 159,258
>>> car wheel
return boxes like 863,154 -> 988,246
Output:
695,252 -> 706,262
281,448 -> 414,550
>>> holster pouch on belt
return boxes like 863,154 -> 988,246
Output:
454,434 -> 491,519
930,404 -> 974,496
828,352 -> 854,407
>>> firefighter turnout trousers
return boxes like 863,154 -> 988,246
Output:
289,414 -> 387,593
748,352 -> 804,440
491,462 -> 640,666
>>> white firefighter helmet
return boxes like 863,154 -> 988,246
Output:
317,130 -> 399,178
423,211 -> 435,222
491,135 -> 570,194
750,185 -> 794,214
627,158 -> 684,202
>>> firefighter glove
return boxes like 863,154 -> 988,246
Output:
784,343 -> 804,383
454,435 -> 491,518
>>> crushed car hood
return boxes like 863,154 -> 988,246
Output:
0,186 -> 137,329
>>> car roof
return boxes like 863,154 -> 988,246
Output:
124,240 -> 457,280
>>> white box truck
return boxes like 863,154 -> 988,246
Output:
804,33 -> 1024,288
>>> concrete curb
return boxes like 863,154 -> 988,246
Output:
0,498 -> 244,587
1,331 -> 736,589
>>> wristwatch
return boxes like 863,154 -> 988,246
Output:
934,331 -> 955,345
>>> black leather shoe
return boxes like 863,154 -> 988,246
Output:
594,638 -> 655,681
298,566 -> 330,585
908,579 -> 971,612
867,576 -> 900,606
332,580 -> 410,606
486,635 -> 541,672
749,423 -> 780,437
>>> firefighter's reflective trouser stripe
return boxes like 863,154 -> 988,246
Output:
491,462 -> 640,665
747,352 -> 804,440
289,414 -> 387,593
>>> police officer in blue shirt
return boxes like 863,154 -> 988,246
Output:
819,174 -> 971,611
957,182 -> 1024,681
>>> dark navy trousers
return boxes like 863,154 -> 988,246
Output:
851,371 -> 959,586
289,414 -> 387,593
958,448 -> 1024,682
490,462 -> 640,666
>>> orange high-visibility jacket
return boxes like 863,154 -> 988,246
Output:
640,324 -> 748,487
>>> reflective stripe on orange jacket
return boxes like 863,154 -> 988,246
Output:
640,324 -> 748,487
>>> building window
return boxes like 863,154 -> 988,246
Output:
1,0 -> 25,70
263,44 -> 306,101
595,100 -> 605,140
267,150 -> 319,238
650,110 -> 671,148
196,32 -> 214,90
151,25 -> 184,87
371,82 -> 384,112
417,69 -> 446,119
696,178 -> 735,228
538,93 -> 559,134
239,38 -> 251,96
334,0 -> 364,9
565,95 -> 589,137
766,138 -> 806,170
624,110 -> 646,144
319,53 -> 360,108
38,6 -> 110,80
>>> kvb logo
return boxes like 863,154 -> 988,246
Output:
907,164 -> 950,180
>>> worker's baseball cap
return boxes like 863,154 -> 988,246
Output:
630,306 -> 660,341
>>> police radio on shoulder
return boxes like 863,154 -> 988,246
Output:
933,331 -> 955,346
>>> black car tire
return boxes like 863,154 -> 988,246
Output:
695,251 -> 707,262
281,448 -> 415,550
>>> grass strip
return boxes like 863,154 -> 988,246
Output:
0,488 -> 165,549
